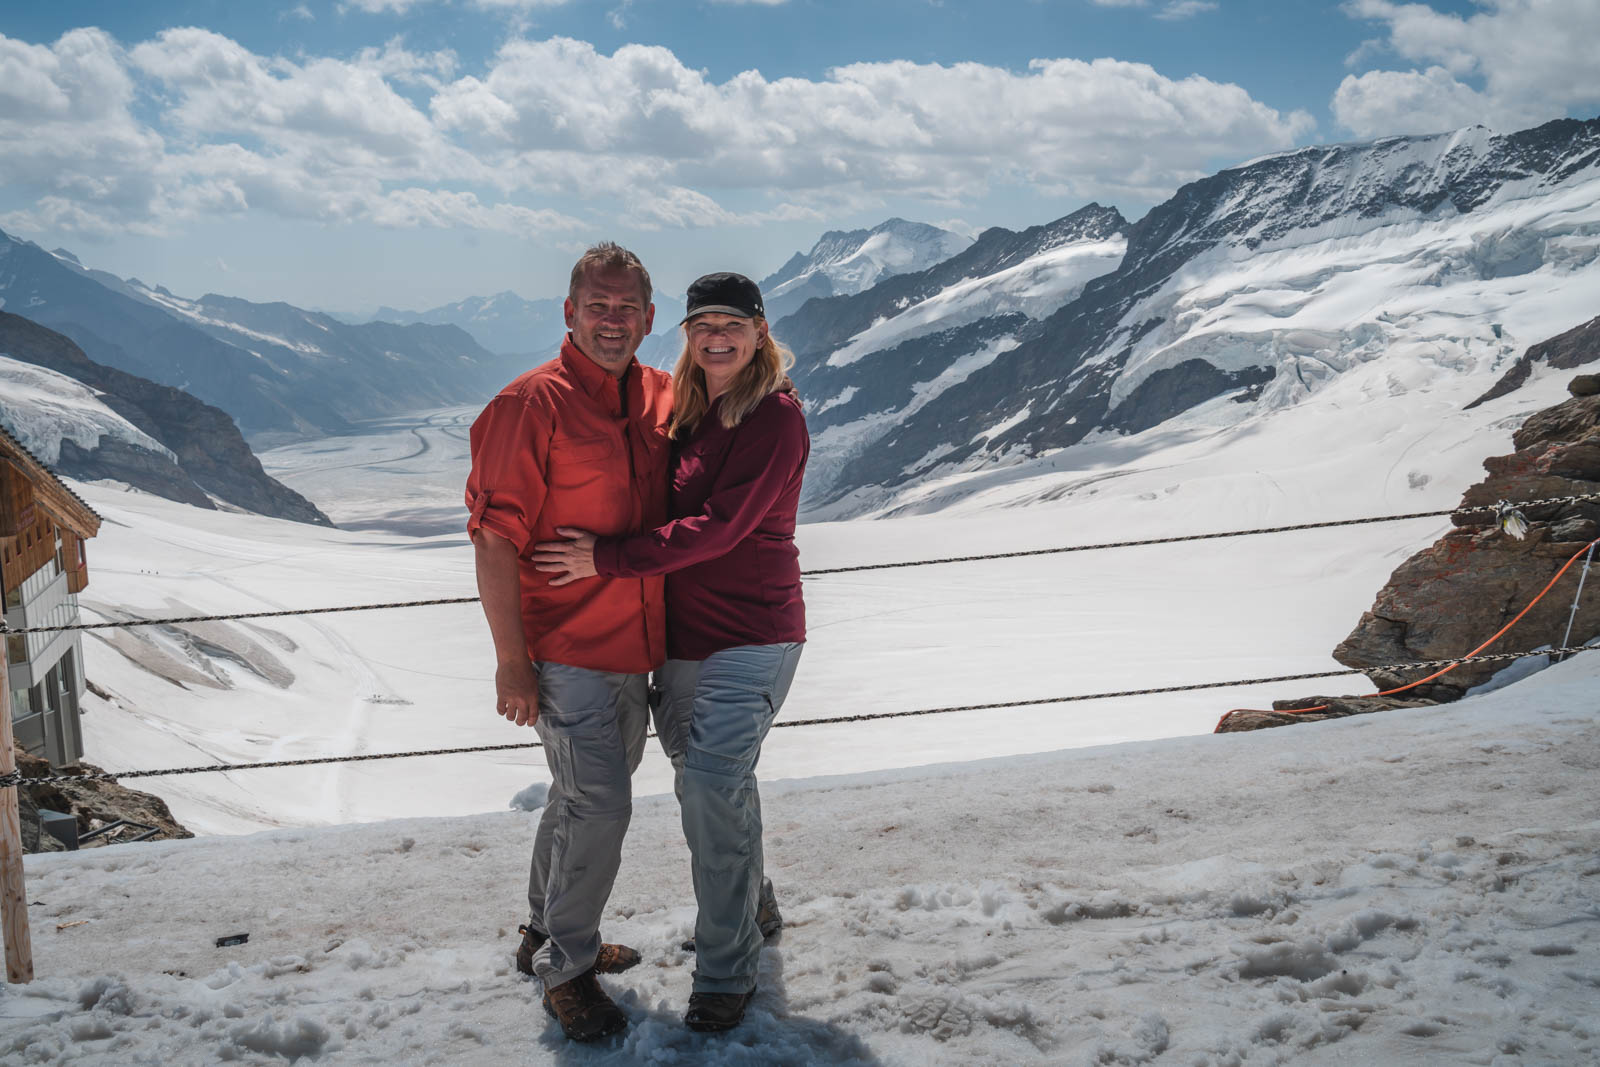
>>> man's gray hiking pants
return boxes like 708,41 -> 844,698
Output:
654,642 -> 803,994
525,661 -> 649,988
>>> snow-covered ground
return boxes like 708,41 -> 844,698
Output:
3,644 -> 1596,1064
5,297 -> 1596,1062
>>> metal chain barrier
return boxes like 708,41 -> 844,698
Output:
1,492 -> 1596,637
0,596 -> 483,637
5,642 -> 1595,789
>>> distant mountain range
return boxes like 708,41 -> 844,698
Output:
0,230 -> 521,445
0,312 -> 330,524
787,117 -> 1600,515
368,291 -> 564,356
760,218 -> 973,324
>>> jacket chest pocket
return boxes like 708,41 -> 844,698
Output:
547,433 -> 617,492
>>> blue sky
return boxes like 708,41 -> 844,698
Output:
1,0 -> 1595,314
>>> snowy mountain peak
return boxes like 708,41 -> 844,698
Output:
791,117 -> 1600,515
761,218 -> 975,323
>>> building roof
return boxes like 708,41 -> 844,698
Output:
0,420 -> 102,538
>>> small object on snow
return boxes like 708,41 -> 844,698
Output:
215,933 -> 249,948
55,920 -> 89,931
510,782 -> 549,812
1496,500 -> 1529,540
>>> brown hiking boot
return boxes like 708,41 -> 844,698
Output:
679,879 -> 782,953
684,989 -> 755,1032
756,877 -> 783,939
516,924 -> 642,976
541,970 -> 627,1042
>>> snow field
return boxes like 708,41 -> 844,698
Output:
2,651 -> 1596,1064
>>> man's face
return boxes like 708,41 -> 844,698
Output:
564,266 -> 654,376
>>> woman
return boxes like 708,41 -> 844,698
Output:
531,271 -> 808,1032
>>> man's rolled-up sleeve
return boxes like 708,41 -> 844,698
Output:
465,394 -> 549,555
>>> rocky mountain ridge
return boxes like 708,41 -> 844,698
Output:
0,228 -> 520,443
791,117 -> 1600,514
0,312 -> 331,525
773,204 -> 1129,507
760,217 -> 974,324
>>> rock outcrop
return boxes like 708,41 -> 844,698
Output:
1468,313 -> 1600,408
15,746 -> 193,853
1218,372 -> 1600,731
1215,696 -> 1435,733
1335,383 -> 1600,700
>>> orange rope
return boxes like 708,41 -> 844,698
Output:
1231,535 -> 1600,721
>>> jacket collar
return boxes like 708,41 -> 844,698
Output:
560,334 -> 636,405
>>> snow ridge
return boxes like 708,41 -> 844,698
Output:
0,354 -> 174,464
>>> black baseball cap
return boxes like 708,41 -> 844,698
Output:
682,272 -> 764,323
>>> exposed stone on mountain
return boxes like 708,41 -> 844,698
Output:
1215,696 -> 1436,733
1573,374 -> 1600,397
1217,371 -> 1600,734
1468,313 -> 1600,408
1106,360 -> 1275,435
1333,380 -> 1599,701
0,311 -> 332,525
15,745 -> 193,854
56,436 -> 215,510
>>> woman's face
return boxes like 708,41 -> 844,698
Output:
686,312 -> 766,396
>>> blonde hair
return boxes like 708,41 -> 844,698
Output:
670,320 -> 796,439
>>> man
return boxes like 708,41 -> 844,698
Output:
465,242 -> 673,1042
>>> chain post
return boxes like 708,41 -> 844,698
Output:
0,656 -> 35,983
1556,540 -> 1598,662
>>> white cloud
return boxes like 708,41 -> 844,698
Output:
1334,0 -> 1600,137
435,39 -> 1313,206
1332,65 -> 1492,137
0,30 -> 167,231
343,0 -> 570,10
0,28 -> 1313,242
370,188 -> 584,234
282,4 -> 315,20
1156,1 -> 1218,19
341,0 -> 429,12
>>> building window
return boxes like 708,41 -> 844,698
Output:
5,634 -> 24,666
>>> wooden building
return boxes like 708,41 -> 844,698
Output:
1,424 -> 100,767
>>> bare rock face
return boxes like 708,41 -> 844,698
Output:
1468,313 -> 1600,408
15,746 -> 193,853
1216,696 -> 1436,733
1333,384 -> 1600,701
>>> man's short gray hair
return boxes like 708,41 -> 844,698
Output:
568,241 -> 652,306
